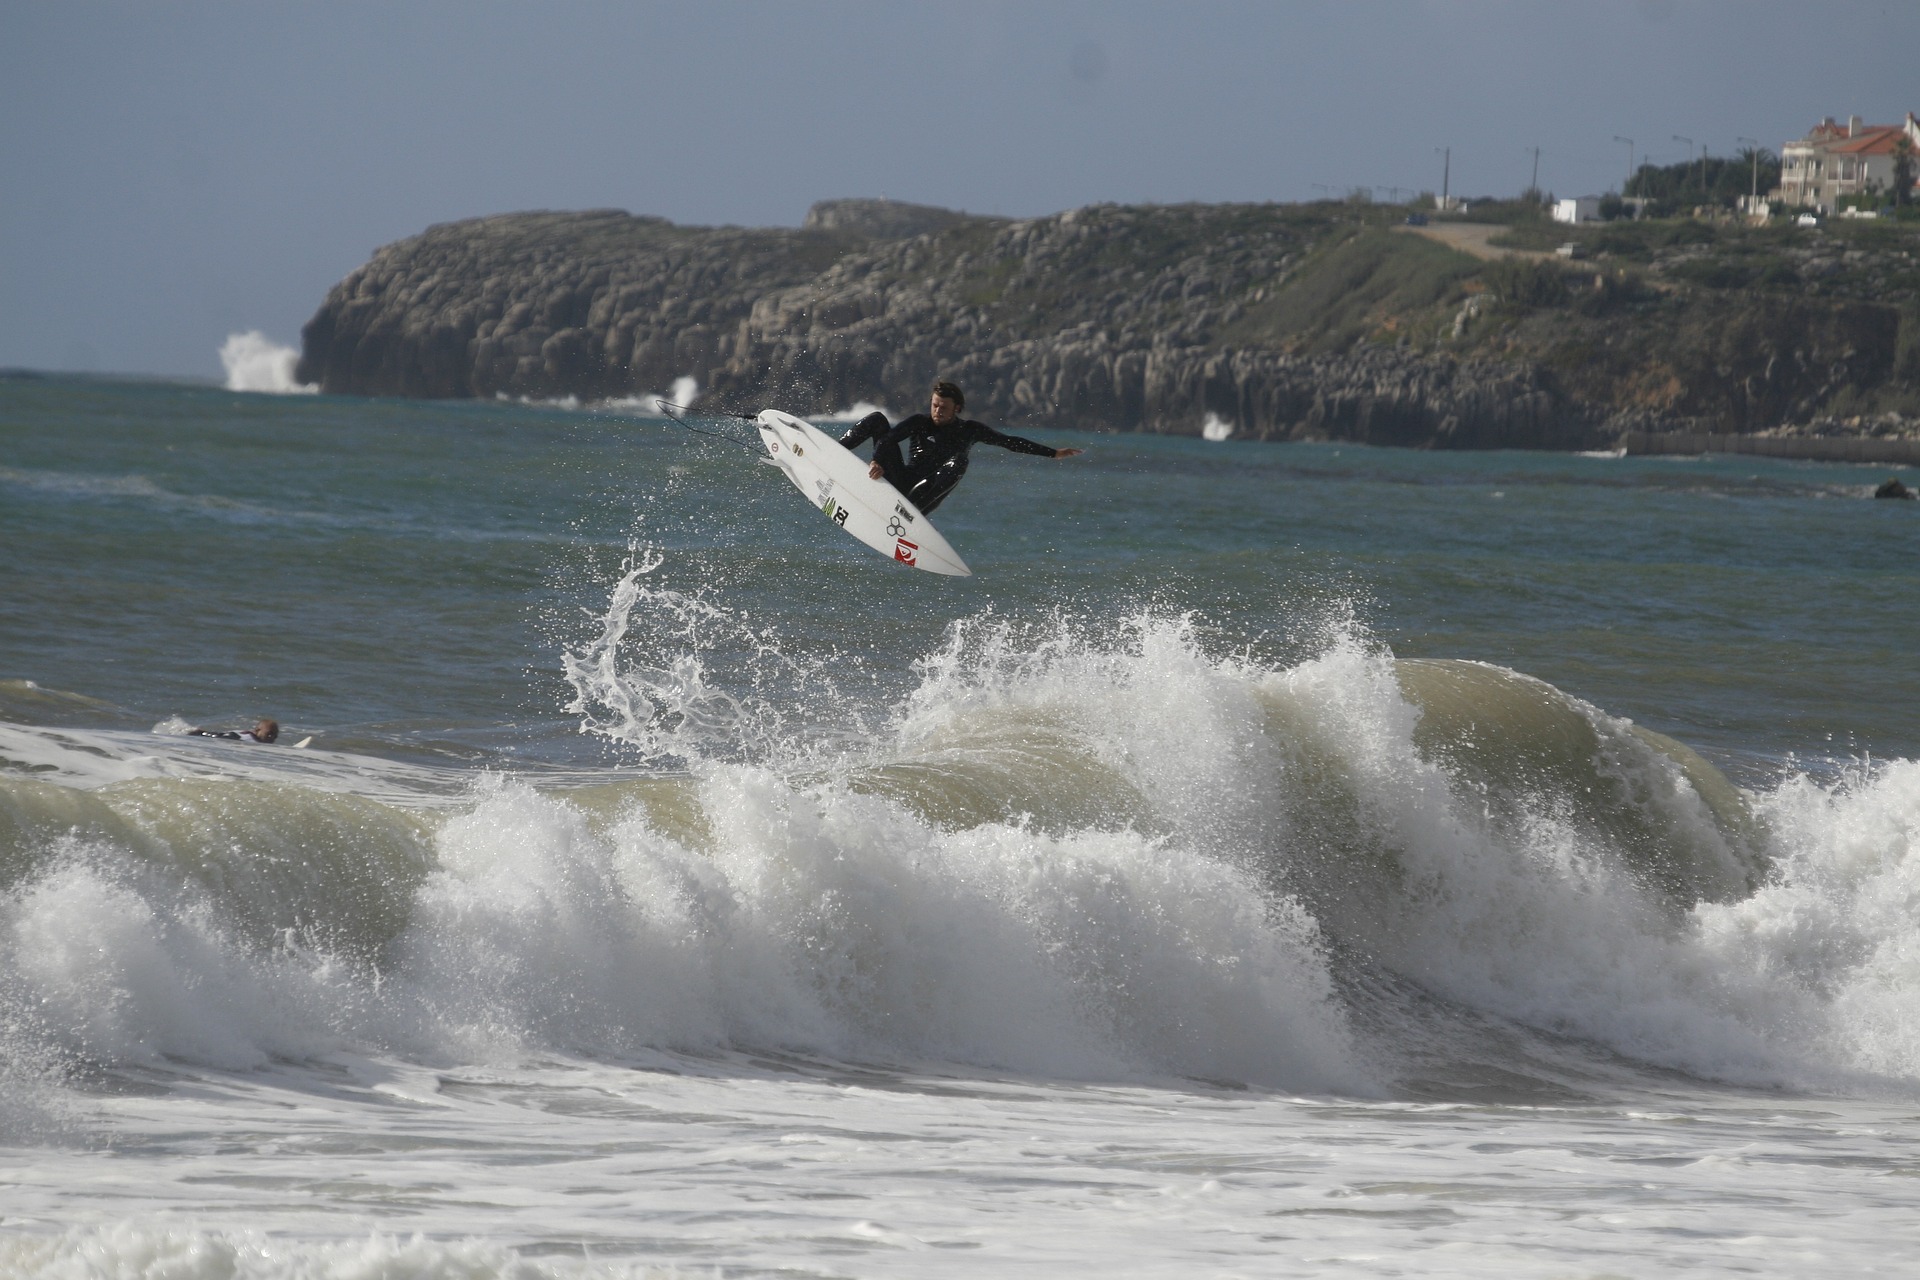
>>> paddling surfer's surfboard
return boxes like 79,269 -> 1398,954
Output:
755,410 -> 971,577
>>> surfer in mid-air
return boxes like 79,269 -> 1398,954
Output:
838,380 -> 1082,514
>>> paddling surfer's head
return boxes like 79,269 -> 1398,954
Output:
253,718 -> 280,743
930,380 -> 964,425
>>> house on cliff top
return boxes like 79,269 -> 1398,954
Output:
1780,113 -> 1919,212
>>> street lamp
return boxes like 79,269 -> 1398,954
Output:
1672,135 -> 1695,194
1614,136 -> 1634,192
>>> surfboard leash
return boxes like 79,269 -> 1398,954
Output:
657,402 -> 764,455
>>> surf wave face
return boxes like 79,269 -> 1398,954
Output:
8,550 -> 1920,1117
218,331 -> 316,394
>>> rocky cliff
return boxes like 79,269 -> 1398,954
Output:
297,200 -> 1920,448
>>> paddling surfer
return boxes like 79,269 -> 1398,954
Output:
189,718 -> 280,744
838,381 -> 1082,514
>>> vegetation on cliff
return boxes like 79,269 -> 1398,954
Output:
297,197 -> 1920,448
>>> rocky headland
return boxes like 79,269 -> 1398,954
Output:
297,197 -> 1920,450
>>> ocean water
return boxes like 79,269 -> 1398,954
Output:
4,372 -> 1920,1277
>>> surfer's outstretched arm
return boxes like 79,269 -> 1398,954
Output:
968,421 -> 1084,459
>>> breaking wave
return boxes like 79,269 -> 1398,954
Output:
5,566 -> 1920,1119
218,331 -> 316,394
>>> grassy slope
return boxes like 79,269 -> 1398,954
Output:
853,199 -> 1917,427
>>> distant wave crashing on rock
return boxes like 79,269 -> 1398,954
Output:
221,331 -> 316,395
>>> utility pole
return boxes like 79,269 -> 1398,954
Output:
1673,135 -> 1695,195
1436,146 -> 1451,208
1614,136 -> 1635,192
1737,136 -> 1762,206
1528,146 -> 1542,196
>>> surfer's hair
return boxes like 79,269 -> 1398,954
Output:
932,380 -> 964,408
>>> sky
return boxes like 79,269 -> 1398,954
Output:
3,0 -> 1915,380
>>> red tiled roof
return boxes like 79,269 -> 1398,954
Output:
1831,126 -> 1909,156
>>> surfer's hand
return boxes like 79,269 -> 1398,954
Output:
1053,448 -> 1084,458
868,461 -> 885,479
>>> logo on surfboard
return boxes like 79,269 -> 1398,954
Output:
823,497 -> 850,527
894,538 -> 919,565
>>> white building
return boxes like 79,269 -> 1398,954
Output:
1780,113 -> 1919,212
1552,197 -> 1603,224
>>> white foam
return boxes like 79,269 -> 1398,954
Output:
218,331 -> 316,394
1201,412 -> 1234,441
8,591 -> 1920,1099
0,1223 -> 681,1280
2,855 -> 348,1072
1246,635 -> 1920,1091
598,375 -> 701,417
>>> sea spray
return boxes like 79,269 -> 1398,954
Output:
1727,759 -> 1920,1081
218,331 -> 316,394
587,374 -> 701,417
560,546 -> 876,769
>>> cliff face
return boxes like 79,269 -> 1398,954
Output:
721,205 -> 1590,446
297,200 -> 1919,448
294,210 -> 865,400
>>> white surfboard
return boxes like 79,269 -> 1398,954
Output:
755,409 -> 972,577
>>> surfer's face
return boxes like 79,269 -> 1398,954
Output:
929,393 -> 959,425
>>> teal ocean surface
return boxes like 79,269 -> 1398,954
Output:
8,375 -> 1918,768
3,374 -> 1919,1277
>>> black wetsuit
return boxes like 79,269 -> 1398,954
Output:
838,411 -> 1056,514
